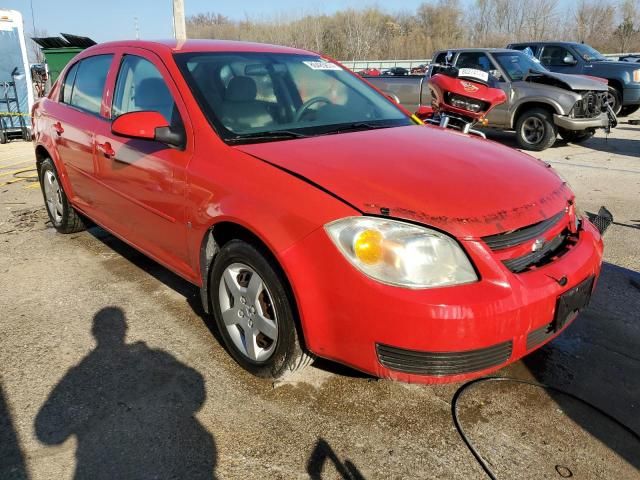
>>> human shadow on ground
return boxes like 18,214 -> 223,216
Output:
0,381 -> 28,480
34,307 -> 216,479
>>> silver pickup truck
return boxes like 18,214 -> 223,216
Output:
365,48 -> 616,151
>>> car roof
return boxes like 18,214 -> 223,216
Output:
83,39 -> 315,56
434,48 -> 517,54
508,41 -> 578,47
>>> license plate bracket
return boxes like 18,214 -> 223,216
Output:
551,276 -> 594,333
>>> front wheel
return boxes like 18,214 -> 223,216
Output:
39,158 -> 86,233
515,108 -> 557,151
559,128 -> 595,144
210,239 -> 312,379
606,87 -> 622,115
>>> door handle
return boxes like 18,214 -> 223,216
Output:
53,122 -> 64,136
96,141 -> 115,158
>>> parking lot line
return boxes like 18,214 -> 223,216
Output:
0,160 -> 33,170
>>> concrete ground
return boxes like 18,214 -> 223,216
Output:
1,115 -> 639,479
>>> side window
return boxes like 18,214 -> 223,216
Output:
456,52 -> 493,72
433,52 -> 447,64
113,55 -> 176,125
540,46 -> 574,67
69,55 -> 113,115
60,62 -> 79,104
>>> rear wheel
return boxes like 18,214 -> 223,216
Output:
210,239 -> 311,379
515,108 -> 557,151
559,128 -> 595,144
619,105 -> 640,117
606,87 -> 622,115
0,132 -> 7,144
39,158 -> 86,233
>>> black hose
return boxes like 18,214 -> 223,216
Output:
451,376 -> 640,480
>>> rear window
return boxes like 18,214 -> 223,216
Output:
66,55 -> 113,116
61,62 -> 79,104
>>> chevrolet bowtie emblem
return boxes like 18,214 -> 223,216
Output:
532,238 -> 545,252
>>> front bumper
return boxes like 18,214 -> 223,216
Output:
553,112 -> 609,130
280,219 -> 603,384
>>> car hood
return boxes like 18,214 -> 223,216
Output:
526,70 -> 608,91
234,125 -> 572,238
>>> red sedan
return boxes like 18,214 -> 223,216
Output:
31,40 -> 603,383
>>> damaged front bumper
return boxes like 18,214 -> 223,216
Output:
553,112 -> 610,130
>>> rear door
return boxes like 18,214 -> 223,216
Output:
48,54 -> 114,209
92,48 -> 194,275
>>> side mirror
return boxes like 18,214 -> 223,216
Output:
563,55 -> 577,65
111,111 -> 185,148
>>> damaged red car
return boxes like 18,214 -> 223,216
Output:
32,40 -> 604,383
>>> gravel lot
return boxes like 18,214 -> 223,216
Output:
1,116 -> 639,479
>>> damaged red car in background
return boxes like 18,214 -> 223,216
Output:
32,40 -> 608,383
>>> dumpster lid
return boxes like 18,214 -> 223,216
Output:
32,33 -> 96,50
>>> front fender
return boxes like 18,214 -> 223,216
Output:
509,83 -> 580,127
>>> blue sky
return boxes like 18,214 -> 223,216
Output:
1,0 -> 445,42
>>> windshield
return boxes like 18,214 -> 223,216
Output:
175,52 -> 411,143
573,44 -> 607,62
492,51 -> 547,81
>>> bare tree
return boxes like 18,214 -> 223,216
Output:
185,1 -> 640,61
613,0 -> 639,52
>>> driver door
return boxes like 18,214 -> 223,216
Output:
92,48 -> 194,277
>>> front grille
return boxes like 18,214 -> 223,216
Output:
481,209 -> 577,273
502,230 -> 573,273
482,211 -> 565,250
572,91 -> 607,118
376,341 -> 513,376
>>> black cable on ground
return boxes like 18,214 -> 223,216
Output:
451,376 -> 640,480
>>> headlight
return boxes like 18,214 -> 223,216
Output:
324,217 -> 478,288
634,69 -> 640,83
445,93 -> 486,113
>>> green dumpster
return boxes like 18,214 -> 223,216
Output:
32,33 -> 96,83
41,47 -> 83,82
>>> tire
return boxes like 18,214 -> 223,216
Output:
0,132 -> 7,144
515,107 -> 557,151
619,105 -> 640,117
39,158 -> 86,233
606,87 -> 622,115
559,128 -> 595,144
210,239 -> 312,379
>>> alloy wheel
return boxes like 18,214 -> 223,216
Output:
521,117 -> 545,145
218,262 -> 278,362
43,170 -> 64,224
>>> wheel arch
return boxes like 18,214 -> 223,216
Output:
198,220 -> 310,352
511,101 -> 559,128
34,144 -> 51,174
606,78 -> 623,95
34,142 -> 75,199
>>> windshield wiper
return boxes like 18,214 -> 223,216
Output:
227,130 -> 310,144
319,122 -> 398,136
